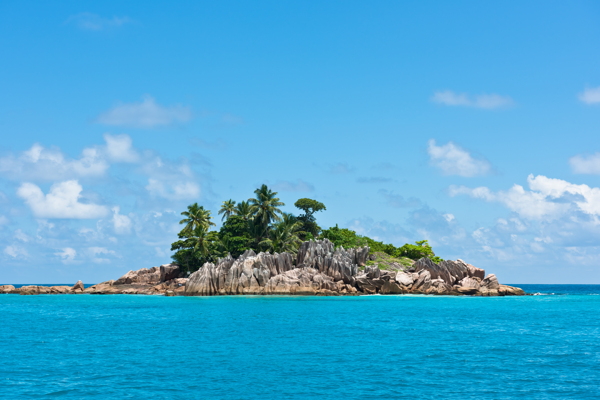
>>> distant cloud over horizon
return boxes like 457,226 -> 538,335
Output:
96,96 -> 193,128
66,12 -> 132,31
427,139 -> 492,177
431,90 -> 514,109
578,86 -> 600,104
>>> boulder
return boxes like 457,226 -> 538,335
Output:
115,267 -> 161,285
380,281 -> 406,294
395,271 -> 414,287
0,285 -> 15,294
72,280 -> 84,292
458,277 -> 481,290
456,286 -> 479,295
412,270 -> 432,292
457,259 -> 485,280
499,285 -> 525,296
160,264 -> 180,282
481,274 -> 500,290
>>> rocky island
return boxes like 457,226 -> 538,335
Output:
0,239 -> 524,297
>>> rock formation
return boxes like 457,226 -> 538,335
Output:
0,240 -> 524,297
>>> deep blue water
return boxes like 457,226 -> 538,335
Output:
1,285 -> 599,399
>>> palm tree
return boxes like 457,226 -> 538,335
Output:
234,200 -> 252,221
248,184 -> 285,234
260,213 -> 303,254
179,203 -> 215,233
218,199 -> 236,221
189,225 -> 211,258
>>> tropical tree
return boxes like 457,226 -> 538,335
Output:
234,200 -> 252,221
294,198 -> 326,238
218,199 -> 236,221
179,203 -> 215,232
248,184 -> 285,234
260,213 -> 303,254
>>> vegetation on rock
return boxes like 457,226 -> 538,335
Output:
171,184 -> 443,274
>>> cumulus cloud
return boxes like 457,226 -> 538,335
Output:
427,140 -> 491,177
449,174 -> 600,221
569,153 -> 600,174
112,206 -> 132,234
17,180 -> 109,219
55,247 -> 76,263
104,133 -> 139,163
142,156 -> 202,200
4,245 -> 28,259
0,143 -> 108,181
146,179 -> 200,200
88,247 -> 117,264
431,90 -> 514,109
96,96 -> 193,128
66,12 -> 132,31
578,86 -> 600,104
271,179 -> 315,192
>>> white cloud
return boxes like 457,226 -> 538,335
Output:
431,90 -> 514,109
0,143 -> 108,181
578,86 -> 600,104
271,179 -> 315,192
55,247 -> 76,263
88,247 -> 117,264
569,153 -> 600,174
66,12 -> 132,31
14,229 -> 31,242
96,96 -> 192,128
4,245 -> 28,258
427,139 -> 491,177
450,174 -> 600,221
112,206 -> 132,234
146,179 -> 200,200
17,180 -> 109,219
104,133 -> 139,163
141,156 -> 201,200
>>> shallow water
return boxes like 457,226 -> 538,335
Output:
1,285 -> 599,399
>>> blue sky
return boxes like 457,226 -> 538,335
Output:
2,1 -> 600,284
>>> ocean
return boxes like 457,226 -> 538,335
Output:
1,285 -> 599,399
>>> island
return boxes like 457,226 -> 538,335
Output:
0,185 -> 525,297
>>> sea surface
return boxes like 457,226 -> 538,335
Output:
1,284 -> 599,399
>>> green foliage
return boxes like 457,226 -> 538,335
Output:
248,184 -> 285,233
294,198 -> 326,239
260,213 -> 303,254
294,198 -> 326,217
319,225 -> 367,249
234,200 -> 252,221
320,226 -> 443,263
395,240 -> 443,263
218,199 -> 236,221
171,187 -> 444,274
218,215 -> 251,258
179,203 -> 215,233
171,228 -> 221,274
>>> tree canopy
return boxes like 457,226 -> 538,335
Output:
171,186 -> 443,274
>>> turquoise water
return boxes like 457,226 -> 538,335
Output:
1,285 -> 599,399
